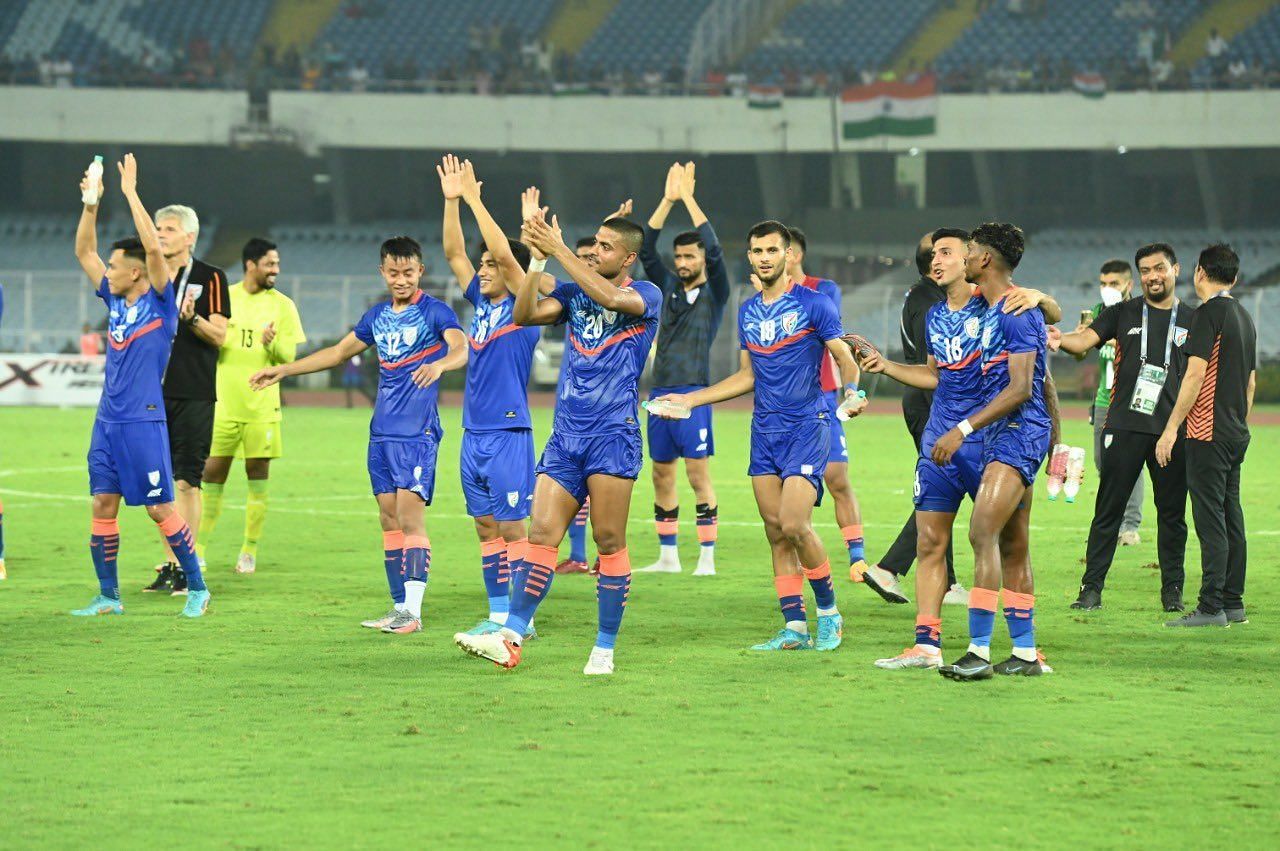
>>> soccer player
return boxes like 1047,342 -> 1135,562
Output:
250,236 -> 467,634
455,209 -> 661,675
635,162 -> 730,576
71,154 -> 210,618
556,235 -> 599,575
655,221 -> 862,652
784,227 -> 872,588
196,238 -> 306,575
934,223 -> 1054,680
437,156 -> 543,636
855,228 -> 1059,670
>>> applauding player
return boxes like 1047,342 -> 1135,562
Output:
71,154 -> 211,618
455,208 -> 661,675
654,222 -> 862,652
250,237 -> 467,634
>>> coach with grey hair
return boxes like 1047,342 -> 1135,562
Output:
142,203 -> 231,595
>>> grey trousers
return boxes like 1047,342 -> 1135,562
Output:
1093,402 -> 1144,533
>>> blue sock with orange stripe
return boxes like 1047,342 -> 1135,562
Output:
841,524 -> 865,564
90,518 -> 121,599
568,501 -> 588,563
158,513 -> 205,592
915,615 -> 942,652
1003,589 -> 1037,662
505,542 -> 558,639
595,549 -> 632,650
382,530 -> 405,606
967,587 -> 998,661
803,561 -> 837,612
401,535 -> 430,618
481,537 -> 509,621
695,503 -> 718,550
774,574 -> 808,632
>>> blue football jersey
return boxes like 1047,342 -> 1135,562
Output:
739,283 -> 844,432
96,277 -> 177,423
549,277 -> 661,435
353,290 -> 462,442
462,276 -> 540,431
980,292 -> 1051,430
923,291 -> 987,447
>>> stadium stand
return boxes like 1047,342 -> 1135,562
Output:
575,0 -> 713,73
745,0 -> 938,75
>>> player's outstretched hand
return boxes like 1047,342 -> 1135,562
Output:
1003,285 -> 1048,315
437,154 -> 465,200
117,153 -> 138,197
679,161 -> 696,201
524,208 -> 564,257
411,361 -> 443,389
521,186 -> 541,221
80,169 -> 104,207
663,162 -> 683,203
650,393 -> 691,419
932,427 -> 964,466
606,198 -> 633,220
1046,325 -> 1063,352
261,321 -> 276,346
249,366 -> 285,391
841,333 -> 882,370
460,159 -> 483,204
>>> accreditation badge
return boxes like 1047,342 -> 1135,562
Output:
1128,363 -> 1167,415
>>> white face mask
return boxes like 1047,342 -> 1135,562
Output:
1099,286 -> 1124,307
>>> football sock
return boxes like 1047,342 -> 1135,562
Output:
382,530 -> 406,606
775,574 -> 807,632
401,534 -> 430,618
157,513 -> 205,592
568,501 -> 588,562
505,541 -> 558,640
915,615 -> 942,653
967,587 -> 998,661
196,481 -> 224,560
803,560 -> 837,610
595,549 -> 633,650
695,503 -> 718,550
654,503 -> 678,548
90,518 -> 120,599
1003,589 -> 1037,662
481,537 -> 509,620
841,524 -> 865,564
241,478 -> 268,558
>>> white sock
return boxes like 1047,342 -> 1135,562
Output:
489,611 -> 508,625
785,620 -> 808,634
1012,645 -> 1038,662
403,580 -> 426,618
915,644 -> 941,656
816,605 -> 839,617
697,547 -> 715,565
658,544 -> 680,563
394,602 -> 407,612
591,646 -> 613,657
499,626 -> 522,645
967,643 -> 990,661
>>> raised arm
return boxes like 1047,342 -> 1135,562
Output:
438,154 -> 477,290
459,160 -> 527,293
249,331 -> 367,390
116,154 -> 168,292
853,336 -> 939,390
1047,323 -> 1102,356
526,208 -> 646,317
641,163 -> 682,290
517,186 -> 557,296
75,169 -> 106,285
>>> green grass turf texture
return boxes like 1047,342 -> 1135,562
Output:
1,403 -> 1276,849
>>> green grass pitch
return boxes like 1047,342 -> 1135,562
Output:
1,403 -> 1277,848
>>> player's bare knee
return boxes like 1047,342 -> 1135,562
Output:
144,502 -> 173,524
244,458 -> 270,479
496,520 -> 526,543
779,517 -> 811,545
591,527 -> 625,555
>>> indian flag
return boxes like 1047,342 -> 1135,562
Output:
1072,72 -> 1106,99
839,76 -> 936,140
747,84 -> 783,109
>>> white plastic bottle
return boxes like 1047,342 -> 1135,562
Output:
641,399 -> 691,419
1063,446 -> 1087,503
82,155 -> 104,205
836,390 -> 867,421
1046,443 -> 1070,501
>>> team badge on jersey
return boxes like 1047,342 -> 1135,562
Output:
965,317 -> 981,338
782,311 -> 799,336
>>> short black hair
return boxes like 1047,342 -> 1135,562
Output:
575,236 -> 596,250
1099,258 -> 1132,277
242,237 -> 277,269
672,230 -> 704,251
1135,243 -> 1176,268
747,220 -> 791,247
600,217 -> 643,254
110,237 -> 146,264
509,238 -> 532,272
914,231 -> 934,277
380,235 -> 422,263
1197,242 -> 1239,285
930,227 -> 969,246
786,226 -> 807,254
969,222 -> 1025,270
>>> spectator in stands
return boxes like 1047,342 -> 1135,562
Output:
1137,24 -> 1157,67
1206,28 -> 1229,78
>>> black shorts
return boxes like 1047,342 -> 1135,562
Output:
164,397 -> 214,486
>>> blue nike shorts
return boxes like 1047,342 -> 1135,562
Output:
646,385 -> 714,462
368,436 -> 438,502
748,417 -> 829,502
461,428 -> 535,521
913,438 -> 984,513
537,429 -> 643,504
982,417 -> 1051,487
88,419 -> 174,506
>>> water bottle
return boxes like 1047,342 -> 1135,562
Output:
1046,443 -> 1069,501
836,390 -> 868,421
82,155 -> 104,205
642,399 -> 691,419
1063,446 -> 1087,503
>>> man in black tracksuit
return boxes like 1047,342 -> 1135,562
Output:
1050,243 -> 1194,613
1157,243 -> 1257,628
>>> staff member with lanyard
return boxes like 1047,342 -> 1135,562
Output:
1049,243 -> 1194,613
142,204 -> 231,595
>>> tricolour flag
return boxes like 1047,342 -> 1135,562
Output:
1072,72 -> 1106,99
839,76 -> 936,140
747,84 -> 783,109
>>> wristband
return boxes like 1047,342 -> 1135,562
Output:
844,382 -> 859,396
957,419 -> 974,437
528,257 -> 547,274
